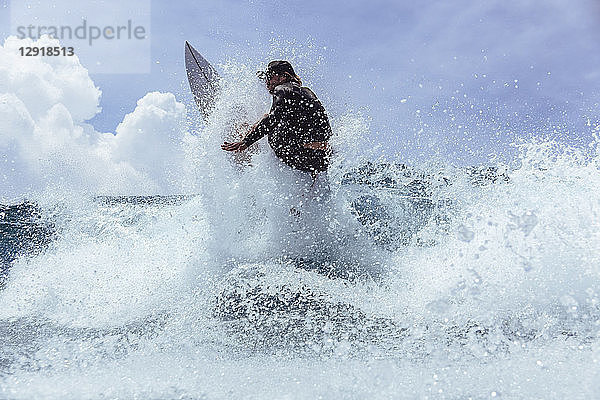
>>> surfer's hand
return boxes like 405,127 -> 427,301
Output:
221,141 -> 248,152
303,141 -> 329,151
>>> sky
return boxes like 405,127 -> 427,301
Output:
1,0 -> 600,176
94,0 -> 600,164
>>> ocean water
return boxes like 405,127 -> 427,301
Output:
1,64 -> 599,399
1,137 -> 599,399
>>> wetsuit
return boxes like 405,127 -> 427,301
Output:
242,82 -> 332,174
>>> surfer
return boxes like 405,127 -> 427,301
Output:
221,61 -> 332,176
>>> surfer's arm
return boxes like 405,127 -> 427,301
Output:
222,113 -> 274,152
223,112 -> 278,151
240,114 -> 271,147
240,89 -> 285,147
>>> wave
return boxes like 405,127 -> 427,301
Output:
1,60 -> 599,398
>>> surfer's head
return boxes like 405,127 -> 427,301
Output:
257,60 -> 302,93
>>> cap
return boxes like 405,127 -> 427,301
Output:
267,60 -> 296,76
257,60 -> 299,81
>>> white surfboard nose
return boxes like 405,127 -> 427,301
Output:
185,41 -> 220,120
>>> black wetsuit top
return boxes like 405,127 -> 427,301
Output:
242,82 -> 332,173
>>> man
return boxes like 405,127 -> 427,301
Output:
221,61 -> 332,176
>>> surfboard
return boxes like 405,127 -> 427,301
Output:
184,41 -> 220,120
185,41 -> 256,165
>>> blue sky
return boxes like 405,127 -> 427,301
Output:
2,0 -> 600,165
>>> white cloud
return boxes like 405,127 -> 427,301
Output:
1,36 -> 101,122
0,36 -> 189,202
112,92 -> 187,190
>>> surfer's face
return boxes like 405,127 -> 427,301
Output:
266,74 -> 286,94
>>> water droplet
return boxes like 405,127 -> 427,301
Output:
457,224 -> 475,242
